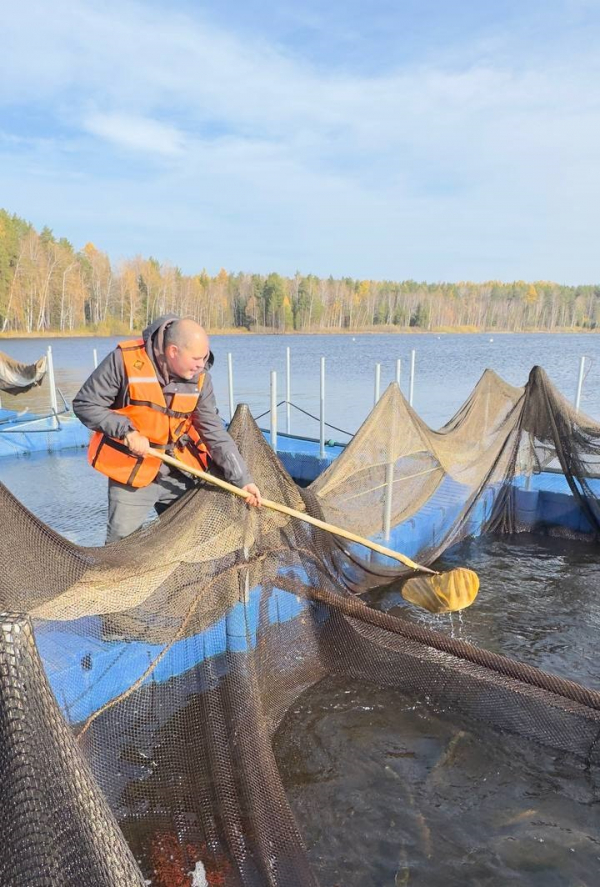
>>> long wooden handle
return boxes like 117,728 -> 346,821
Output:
148,447 -> 436,575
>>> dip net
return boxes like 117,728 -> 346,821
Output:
1,366 -> 600,886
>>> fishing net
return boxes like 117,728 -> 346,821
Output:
1,365 -> 600,886
0,350 -> 47,396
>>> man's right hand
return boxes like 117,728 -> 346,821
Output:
124,430 -> 150,456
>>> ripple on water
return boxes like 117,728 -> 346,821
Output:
369,533 -> 600,690
275,675 -> 600,887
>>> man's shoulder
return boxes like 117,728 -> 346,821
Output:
91,346 -> 126,383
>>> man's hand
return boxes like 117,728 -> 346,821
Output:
124,430 -> 150,457
243,483 -> 262,507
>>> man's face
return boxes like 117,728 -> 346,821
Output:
166,338 -> 210,380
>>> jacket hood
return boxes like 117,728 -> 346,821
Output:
142,314 -> 179,348
142,314 -> 179,385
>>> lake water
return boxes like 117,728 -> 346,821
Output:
276,667 -> 600,887
276,533 -> 600,887
4,449 -> 600,884
1,332 -> 600,885
1,331 -> 599,434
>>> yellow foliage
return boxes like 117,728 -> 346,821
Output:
526,284 -> 538,304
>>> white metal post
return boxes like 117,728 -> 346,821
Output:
409,349 -> 416,406
286,346 -> 291,434
93,348 -> 98,369
46,346 -> 59,426
575,355 -> 586,412
395,358 -> 401,387
383,461 -> 394,542
270,370 -> 278,452
383,384 -> 399,542
227,352 -> 234,421
320,357 -> 326,459
374,363 -> 381,404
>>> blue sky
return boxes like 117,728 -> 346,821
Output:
1,0 -> 599,283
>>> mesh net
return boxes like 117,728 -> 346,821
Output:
0,350 -> 47,395
1,365 -> 600,885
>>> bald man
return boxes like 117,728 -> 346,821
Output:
74,314 -> 262,543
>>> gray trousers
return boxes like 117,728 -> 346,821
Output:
106,470 -> 197,543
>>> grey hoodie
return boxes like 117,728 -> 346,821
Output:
73,315 -> 252,487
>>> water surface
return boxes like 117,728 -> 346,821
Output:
275,672 -> 600,887
1,332 -> 598,433
2,334 -> 600,885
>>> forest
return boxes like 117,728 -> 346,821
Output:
1,209 -> 598,335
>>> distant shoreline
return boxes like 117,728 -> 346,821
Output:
0,325 -> 597,340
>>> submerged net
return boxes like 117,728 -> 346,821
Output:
1,365 -> 600,885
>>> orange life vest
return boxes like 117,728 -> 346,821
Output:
88,339 -> 209,488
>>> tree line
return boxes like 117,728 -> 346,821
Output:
1,209 -> 598,335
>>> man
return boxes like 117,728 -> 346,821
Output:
74,314 -> 262,543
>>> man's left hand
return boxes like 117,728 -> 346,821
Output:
242,483 -> 262,507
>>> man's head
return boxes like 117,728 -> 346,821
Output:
164,319 -> 211,380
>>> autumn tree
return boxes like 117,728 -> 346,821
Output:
1,208 -> 599,335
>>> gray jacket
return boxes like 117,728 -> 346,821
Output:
73,315 -> 252,488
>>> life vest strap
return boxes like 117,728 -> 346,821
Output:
128,398 -> 194,419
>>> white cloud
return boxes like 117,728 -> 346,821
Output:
1,0 -> 600,282
82,113 -> 185,156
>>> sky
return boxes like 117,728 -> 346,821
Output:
1,0 -> 600,283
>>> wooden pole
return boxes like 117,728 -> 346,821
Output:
148,447 -> 435,573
